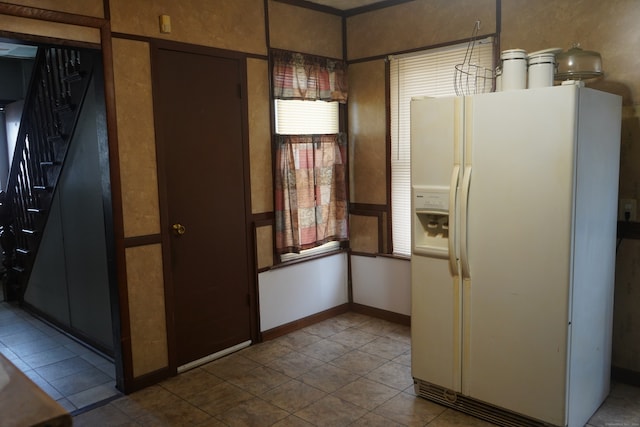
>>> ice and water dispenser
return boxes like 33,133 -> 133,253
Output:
413,185 -> 451,259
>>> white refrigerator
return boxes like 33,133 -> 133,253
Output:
410,84 -> 621,427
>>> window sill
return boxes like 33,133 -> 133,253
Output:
266,247 -> 348,272
350,251 -> 410,261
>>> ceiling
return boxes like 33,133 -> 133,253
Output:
290,0 -> 410,15
304,0 -> 390,10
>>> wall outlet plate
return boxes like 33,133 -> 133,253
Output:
619,198 -> 637,222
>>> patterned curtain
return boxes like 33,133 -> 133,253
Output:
272,49 -> 348,103
275,134 -> 348,254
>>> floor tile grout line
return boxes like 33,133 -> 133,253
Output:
0,302 -> 118,412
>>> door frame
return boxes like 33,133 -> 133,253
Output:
0,4 -> 127,392
150,39 -> 260,374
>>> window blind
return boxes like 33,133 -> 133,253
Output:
275,99 -> 339,135
389,38 -> 494,256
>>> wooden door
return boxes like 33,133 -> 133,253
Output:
153,45 -> 253,368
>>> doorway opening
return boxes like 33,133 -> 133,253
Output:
0,38 -> 122,412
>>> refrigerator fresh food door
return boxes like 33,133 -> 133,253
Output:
462,86 -> 579,426
411,96 -> 463,392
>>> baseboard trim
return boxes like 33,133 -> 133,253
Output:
612,366 -> 640,387
125,367 -> 173,394
261,302 -> 411,342
261,303 -> 350,341
350,302 -> 411,326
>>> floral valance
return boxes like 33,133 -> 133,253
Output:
272,50 -> 348,103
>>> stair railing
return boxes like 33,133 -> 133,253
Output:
1,46 -> 95,301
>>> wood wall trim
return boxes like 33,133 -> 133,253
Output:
261,302 -> 410,342
0,3 -> 106,28
348,32 -> 498,65
99,24 -> 131,394
350,202 -> 386,213
253,211 -> 275,227
0,0 -> 132,395
0,30 -> 100,49
385,58 -> 393,253
124,367 -> 173,394
271,0 -> 342,16
349,250 -> 376,258
123,235 -> 162,248
350,302 -> 410,326
110,32 -> 269,60
261,303 -> 349,341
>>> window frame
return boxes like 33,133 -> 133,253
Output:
270,50 -> 349,265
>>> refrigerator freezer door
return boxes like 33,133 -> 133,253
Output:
410,96 -> 462,188
411,96 -> 464,393
411,255 -> 462,392
411,96 -> 463,272
462,86 -> 579,425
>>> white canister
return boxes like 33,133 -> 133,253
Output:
528,53 -> 556,88
500,49 -> 527,91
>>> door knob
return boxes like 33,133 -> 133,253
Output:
172,223 -> 186,236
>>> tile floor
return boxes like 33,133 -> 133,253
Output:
1,300 -> 637,426
0,301 -> 120,413
66,311 -> 640,426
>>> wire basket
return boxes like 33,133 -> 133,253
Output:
454,21 -> 495,96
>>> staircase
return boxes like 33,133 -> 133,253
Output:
0,46 -> 96,302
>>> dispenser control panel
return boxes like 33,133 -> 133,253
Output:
414,187 -> 449,213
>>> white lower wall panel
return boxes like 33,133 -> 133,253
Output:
351,255 -> 411,316
258,253 -> 348,331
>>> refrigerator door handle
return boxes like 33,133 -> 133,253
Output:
448,165 -> 460,276
460,165 -> 472,279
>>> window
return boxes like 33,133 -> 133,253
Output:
274,99 -> 343,262
271,50 -> 349,262
389,38 -> 494,256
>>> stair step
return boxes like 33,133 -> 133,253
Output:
40,161 -> 59,167
16,248 -> 29,255
12,266 -> 25,274
27,208 -> 46,214
32,185 -> 51,192
63,71 -> 82,83
21,229 -> 38,235
47,135 -> 64,145
53,103 -> 73,113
